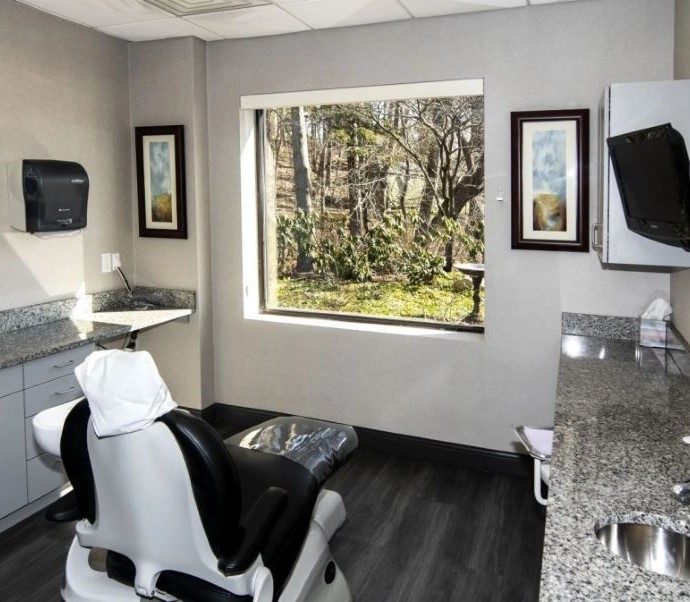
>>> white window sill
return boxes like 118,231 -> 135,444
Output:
244,311 -> 485,342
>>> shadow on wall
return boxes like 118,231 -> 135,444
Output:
0,233 -> 85,311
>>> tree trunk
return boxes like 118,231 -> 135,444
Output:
416,148 -> 439,242
399,158 -> 409,217
290,106 -> 313,272
347,123 -> 364,236
444,238 -> 453,272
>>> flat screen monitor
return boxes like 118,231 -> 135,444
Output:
607,123 -> 690,250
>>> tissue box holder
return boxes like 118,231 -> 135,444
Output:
639,319 -> 668,348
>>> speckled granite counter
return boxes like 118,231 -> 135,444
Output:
540,333 -> 690,600
0,288 -> 195,369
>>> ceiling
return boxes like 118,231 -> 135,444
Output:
14,0 -> 584,42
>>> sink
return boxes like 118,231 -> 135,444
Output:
596,522 -> 690,580
104,299 -> 162,311
32,398 -> 83,457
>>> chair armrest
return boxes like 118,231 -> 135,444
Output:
218,486 -> 288,575
45,490 -> 84,522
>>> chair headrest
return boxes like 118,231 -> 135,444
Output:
75,350 -> 177,437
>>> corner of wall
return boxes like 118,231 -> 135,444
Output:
675,0 -> 690,78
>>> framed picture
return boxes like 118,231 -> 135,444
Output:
135,125 -> 187,239
511,109 -> 589,251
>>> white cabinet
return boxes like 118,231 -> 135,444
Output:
0,370 -> 28,518
595,80 -> 690,267
0,344 -> 93,521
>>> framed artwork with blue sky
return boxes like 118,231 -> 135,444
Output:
511,109 -> 589,251
135,125 -> 187,239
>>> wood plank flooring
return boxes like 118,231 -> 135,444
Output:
0,448 -> 544,601
326,449 -> 545,602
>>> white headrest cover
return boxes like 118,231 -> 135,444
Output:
74,350 -> 177,437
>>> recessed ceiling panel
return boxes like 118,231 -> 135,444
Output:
142,0 -> 270,17
185,5 -> 309,38
398,0 -> 526,19
273,0 -> 411,29
99,17 -> 223,41
16,0 -> 170,28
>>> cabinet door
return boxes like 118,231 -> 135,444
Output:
0,364 -> 22,398
0,392 -> 28,518
27,454 -> 66,503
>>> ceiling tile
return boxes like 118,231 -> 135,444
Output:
529,0 -> 579,4
16,0 -> 170,28
273,0 -> 411,29
398,0 -> 526,19
184,5 -> 309,38
99,17 -> 223,41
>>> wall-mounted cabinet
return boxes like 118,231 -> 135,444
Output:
594,80 -> 690,268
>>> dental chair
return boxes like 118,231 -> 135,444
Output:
49,350 -> 357,602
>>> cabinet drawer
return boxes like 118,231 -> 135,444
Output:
24,344 -> 93,389
0,364 -> 23,398
27,454 -> 67,503
24,374 -> 83,417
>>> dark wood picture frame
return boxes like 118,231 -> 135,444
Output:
511,109 -> 589,251
135,125 -> 187,239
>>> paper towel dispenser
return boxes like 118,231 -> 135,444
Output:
7,159 -> 89,233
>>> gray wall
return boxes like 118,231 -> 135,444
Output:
671,0 -> 690,340
129,38 -> 214,409
0,1 -> 133,310
207,0 -> 674,451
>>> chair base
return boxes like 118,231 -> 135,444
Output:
62,490 -> 352,602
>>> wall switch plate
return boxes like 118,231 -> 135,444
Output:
111,253 -> 121,269
101,253 -> 112,273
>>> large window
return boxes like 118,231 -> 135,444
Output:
253,81 -> 485,331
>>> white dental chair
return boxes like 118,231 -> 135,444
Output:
50,351 -> 356,602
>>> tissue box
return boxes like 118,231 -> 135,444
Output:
639,319 -> 668,348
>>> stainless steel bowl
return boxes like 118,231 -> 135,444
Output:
596,522 -> 690,580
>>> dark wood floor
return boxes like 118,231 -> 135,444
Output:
0,449 -> 545,602
327,449 -> 545,602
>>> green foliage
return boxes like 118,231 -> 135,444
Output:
314,230 -> 372,282
276,210 -> 317,275
401,244 -> 445,285
275,209 -> 481,286
275,272 -> 482,325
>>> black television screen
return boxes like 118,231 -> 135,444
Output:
607,123 -> 690,249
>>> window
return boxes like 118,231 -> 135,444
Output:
251,81 -> 484,331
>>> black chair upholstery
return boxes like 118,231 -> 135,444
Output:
59,404 -> 320,601
59,399 -> 96,523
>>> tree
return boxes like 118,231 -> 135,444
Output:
290,106 -> 313,272
359,97 -> 484,266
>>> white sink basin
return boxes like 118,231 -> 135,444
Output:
32,398 -> 83,457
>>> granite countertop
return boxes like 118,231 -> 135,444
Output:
540,334 -> 690,600
0,287 -> 195,369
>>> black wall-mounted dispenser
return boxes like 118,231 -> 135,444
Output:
7,159 -> 89,233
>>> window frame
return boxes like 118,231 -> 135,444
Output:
244,80 -> 486,334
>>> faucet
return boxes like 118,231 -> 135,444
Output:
115,266 -> 133,295
672,481 -> 690,504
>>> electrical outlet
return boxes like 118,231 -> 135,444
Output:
112,253 -> 122,269
101,253 -> 112,273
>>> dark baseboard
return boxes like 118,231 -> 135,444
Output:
207,403 -> 531,479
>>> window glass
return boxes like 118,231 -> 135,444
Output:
258,91 -> 485,330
